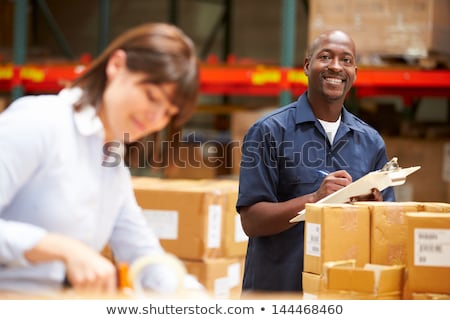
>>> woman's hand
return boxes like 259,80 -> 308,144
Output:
25,233 -> 117,293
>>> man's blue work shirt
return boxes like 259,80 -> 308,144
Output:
236,92 -> 395,292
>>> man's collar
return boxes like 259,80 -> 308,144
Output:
295,92 -> 364,133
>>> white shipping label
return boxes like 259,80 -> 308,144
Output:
305,222 -> 321,257
142,209 -> 178,240
207,205 -> 222,248
214,277 -> 230,299
227,262 -> 241,288
302,292 -> 318,300
414,228 -> 450,267
234,214 -> 248,242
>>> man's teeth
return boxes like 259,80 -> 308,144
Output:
325,78 -> 342,84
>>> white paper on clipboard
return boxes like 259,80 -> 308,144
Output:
289,161 -> 421,223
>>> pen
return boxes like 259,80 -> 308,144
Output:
317,169 -> 329,177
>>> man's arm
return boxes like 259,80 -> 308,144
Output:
240,170 -> 352,237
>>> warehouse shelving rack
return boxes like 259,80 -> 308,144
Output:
1,0 -> 449,110
1,62 -> 449,105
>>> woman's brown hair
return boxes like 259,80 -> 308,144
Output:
71,22 -> 199,129
70,23 -> 199,169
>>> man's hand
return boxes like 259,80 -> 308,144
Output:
349,188 -> 383,202
312,170 -> 353,202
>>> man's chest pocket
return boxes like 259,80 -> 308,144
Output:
278,166 -> 322,200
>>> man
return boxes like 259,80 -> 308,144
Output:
236,30 -> 395,293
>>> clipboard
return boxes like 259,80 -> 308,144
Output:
289,158 -> 421,223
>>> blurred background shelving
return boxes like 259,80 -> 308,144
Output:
1,0 -> 449,299
0,0 -> 449,202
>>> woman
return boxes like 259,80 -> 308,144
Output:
0,23 -> 201,295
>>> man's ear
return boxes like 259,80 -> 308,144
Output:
304,58 -> 310,76
106,49 -> 127,79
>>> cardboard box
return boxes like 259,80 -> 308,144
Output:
182,257 -> 244,299
303,203 -> 370,275
353,201 -> 422,265
411,292 -> 450,300
325,263 -> 405,299
0,96 -> 10,113
406,212 -> 450,294
302,260 -> 355,299
308,0 -> 450,58
163,142 -> 220,179
384,138 -> 449,203
302,272 -> 325,300
421,202 -> 450,213
132,177 -> 248,260
230,107 -> 277,176
212,179 -> 248,258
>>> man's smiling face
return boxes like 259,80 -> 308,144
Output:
304,30 -> 357,102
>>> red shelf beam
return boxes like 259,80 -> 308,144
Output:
1,64 -> 449,103
354,69 -> 450,105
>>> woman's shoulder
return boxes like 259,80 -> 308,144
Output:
0,90 -> 80,150
5,89 -> 77,128
9,90 -> 71,113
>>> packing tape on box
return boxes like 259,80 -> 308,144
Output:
128,253 -> 187,295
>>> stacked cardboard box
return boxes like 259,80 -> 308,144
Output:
353,201 -> 423,265
308,0 -> 450,59
163,142 -> 226,180
404,211 -> 450,298
302,201 -> 450,299
303,203 -> 371,275
325,262 -> 405,299
183,258 -> 244,299
411,293 -> 450,300
230,107 -> 277,176
132,177 -> 247,298
0,96 -> 8,113
359,201 -> 450,299
302,203 -> 380,299
384,138 -> 449,204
